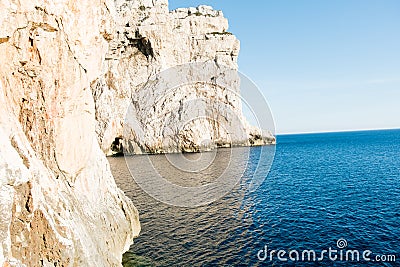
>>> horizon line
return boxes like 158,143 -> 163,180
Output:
277,127 -> 400,136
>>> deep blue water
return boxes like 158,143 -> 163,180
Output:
112,129 -> 400,266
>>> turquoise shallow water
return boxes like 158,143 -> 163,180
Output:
110,129 -> 400,266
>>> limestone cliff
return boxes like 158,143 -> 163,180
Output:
92,1 -> 275,155
0,0 -> 274,266
0,0 -> 139,266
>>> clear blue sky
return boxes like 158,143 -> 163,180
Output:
169,0 -> 400,134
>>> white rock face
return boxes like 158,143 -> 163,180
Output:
0,0 -> 139,266
92,1 -> 275,155
0,0 -> 274,265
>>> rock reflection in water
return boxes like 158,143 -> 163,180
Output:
110,147 -> 265,266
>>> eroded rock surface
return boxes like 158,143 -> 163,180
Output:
0,0 -> 274,266
91,1 -> 275,155
0,0 -> 139,266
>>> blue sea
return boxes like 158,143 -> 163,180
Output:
110,129 -> 400,266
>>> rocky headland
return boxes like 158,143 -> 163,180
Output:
0,0 -> 274,266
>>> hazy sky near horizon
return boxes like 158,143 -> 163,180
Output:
169,0 -> 400,134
